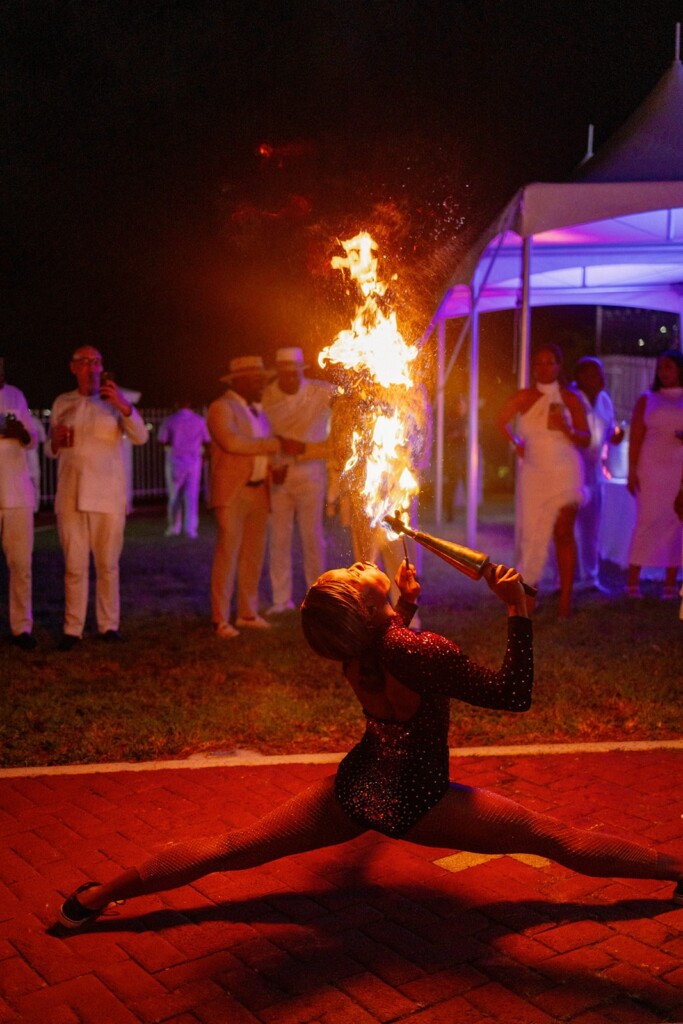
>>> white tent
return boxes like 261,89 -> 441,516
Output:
423,40 -> 683,546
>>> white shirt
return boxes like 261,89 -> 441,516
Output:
158,408 -> 210,461
233,393 -> 269,482
48,390 -> 148,514
0,383 -> 36,508
577,388 -> 616,474
262,378 -> 333,448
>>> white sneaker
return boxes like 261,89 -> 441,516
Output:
266,601 -> 295,615
215,622 -> 239,639
235,616 -> 270,629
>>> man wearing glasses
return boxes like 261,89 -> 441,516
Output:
48,346 -> 148,650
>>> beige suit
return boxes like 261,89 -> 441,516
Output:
207,391 -> 280,623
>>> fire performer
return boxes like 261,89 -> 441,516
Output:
58,559 -> 682,929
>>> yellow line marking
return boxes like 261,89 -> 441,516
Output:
434,851 -> 550,873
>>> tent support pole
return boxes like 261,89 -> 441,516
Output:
519,236 -> 532,387
434,317 -> 446,525
466,293 -> 480,548
514,235 -> 533,565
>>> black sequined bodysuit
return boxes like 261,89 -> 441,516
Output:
335,615 -> 533,838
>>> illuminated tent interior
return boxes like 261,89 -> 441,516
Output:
423,37 -> 683,545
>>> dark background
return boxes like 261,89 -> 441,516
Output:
3,0 -> 682,408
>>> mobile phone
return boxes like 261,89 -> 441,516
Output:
99,371 -> 116,398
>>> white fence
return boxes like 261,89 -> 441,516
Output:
33,408 -> 173,507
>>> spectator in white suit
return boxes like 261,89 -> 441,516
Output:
158,400 -> 210,538
48,346 -> 148,650
0,358 -> 38,650
572,357 -> 624,592
262,347 -> 334,613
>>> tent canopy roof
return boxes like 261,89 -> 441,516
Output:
430,56 -> 683,324
575,59 -> 683,182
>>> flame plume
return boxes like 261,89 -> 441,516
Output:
320,232 -> 422,530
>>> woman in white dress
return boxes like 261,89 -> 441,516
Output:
626,350 -> 683,599
497,345 -> 590,618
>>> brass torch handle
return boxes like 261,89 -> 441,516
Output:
383,514 -> 537,597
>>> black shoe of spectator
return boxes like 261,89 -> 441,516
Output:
99,630 -> 123,642
11,632 -> 36,651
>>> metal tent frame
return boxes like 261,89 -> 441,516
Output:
422,38 -> 683,547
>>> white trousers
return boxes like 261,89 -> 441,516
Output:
166,455 -> 202,537
57,508 -> 126,636
576,476 -> 604,584
0,506 -> 34,635
211,485 -> 269,623
269,464 -> 326,604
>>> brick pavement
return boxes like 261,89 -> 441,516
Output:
0,749 -> 682,1024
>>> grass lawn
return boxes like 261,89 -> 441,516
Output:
1,501 -> 681,768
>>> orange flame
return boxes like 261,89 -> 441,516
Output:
320,232 -> 420,529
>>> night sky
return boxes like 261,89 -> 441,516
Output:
3,0 -> 682,407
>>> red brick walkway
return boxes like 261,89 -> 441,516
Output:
1,749 -> 682,1023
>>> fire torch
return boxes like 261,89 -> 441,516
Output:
383,514 -> 537,597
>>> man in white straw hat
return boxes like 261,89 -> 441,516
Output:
262,347 -> 334,613
207,354 -> 304,638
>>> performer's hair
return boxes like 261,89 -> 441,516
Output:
301,577 -> 374,661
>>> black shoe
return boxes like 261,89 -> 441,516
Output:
58,633 -> 81,652
673,881 -> 683,905
99,629 -> 123,643
11,632 -> 36,651
58,881 -> 104,929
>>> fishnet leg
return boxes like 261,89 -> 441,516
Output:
132,776 -> 364,894
404,784 -> 668,880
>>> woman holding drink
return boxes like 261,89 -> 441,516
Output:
496,344 -> 590,618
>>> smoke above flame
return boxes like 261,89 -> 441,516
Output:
319,232 -> 421,530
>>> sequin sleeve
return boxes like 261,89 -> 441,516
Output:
394,596 -> 418,627
380,616 -> 533,712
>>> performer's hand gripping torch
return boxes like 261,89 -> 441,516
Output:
383,514 -> 537,597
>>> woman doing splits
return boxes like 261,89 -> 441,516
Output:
58,560 -> 683,928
